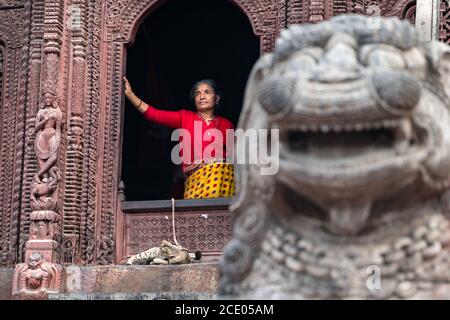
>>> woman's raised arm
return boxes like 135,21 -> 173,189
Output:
123,76 -> 182,128
123,76 -> 148,113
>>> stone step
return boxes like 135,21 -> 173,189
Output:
49,292 -> 216,300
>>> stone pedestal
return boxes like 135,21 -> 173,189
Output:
25,240 -> 59,264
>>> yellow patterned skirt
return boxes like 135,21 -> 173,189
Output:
184,163 -> 235,199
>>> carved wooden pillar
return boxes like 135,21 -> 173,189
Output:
13,0 -> 65,300
61,0 -> 86,265
25,0 -> 65,265
19,0 -> 45,265
0,1 -> 34,268
58,0 -> 105,266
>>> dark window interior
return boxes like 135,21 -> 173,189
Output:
122,0 -> 260,201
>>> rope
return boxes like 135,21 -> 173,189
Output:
171,198 -> 180,247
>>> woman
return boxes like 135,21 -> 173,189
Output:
123,76 -> 235,199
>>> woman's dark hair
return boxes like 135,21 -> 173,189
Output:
189,79 -> 222,110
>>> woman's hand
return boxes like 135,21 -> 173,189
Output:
123,76 -> 147,113
123,76 -> 133,98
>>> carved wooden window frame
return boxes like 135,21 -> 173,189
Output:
402,0 -> 417,25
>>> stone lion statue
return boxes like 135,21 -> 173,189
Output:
219,15 -> 450,299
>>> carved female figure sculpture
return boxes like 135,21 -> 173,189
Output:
34,91 -> 62,185
29,91 -> 63,239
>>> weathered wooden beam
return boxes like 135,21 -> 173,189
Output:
122,198 -> 233,213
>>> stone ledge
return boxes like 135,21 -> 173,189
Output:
62,262 -> 219,295
1,262 -> 219,300
49,292 -> 216,300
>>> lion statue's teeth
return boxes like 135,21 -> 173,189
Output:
327,201 -> 372,236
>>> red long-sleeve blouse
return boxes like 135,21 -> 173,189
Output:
143,105 -> 234,174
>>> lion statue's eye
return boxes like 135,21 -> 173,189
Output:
288,54 -> 317,71
360,45 -> 406,70
259,76 -> 295,116
283,47 -> 322,76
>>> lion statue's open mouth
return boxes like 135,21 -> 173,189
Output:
219,15 -> 450,299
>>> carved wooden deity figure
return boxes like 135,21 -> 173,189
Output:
34,91 -> 62,184
31,91 -> 62,207
29,91 -> 62,241
20,253 -> 51,290
12,253 -> 62,299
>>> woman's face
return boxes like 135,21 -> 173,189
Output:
194,83 -> 219,112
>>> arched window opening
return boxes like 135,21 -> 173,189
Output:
122,0 -> 260,201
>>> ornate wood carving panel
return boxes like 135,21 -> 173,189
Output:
287,0 -> 413,25
125,210 -> 233,259
97,41 -> 122,265
61,0 -> 88,265
0,2 -> 31,267
106,0 -> 284,52
79,0 -> 103,265
19,0 -> 44,265
0,0 -> 25,7
439,0 -> 450,44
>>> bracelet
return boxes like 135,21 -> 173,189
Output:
137,99 -> 143,108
